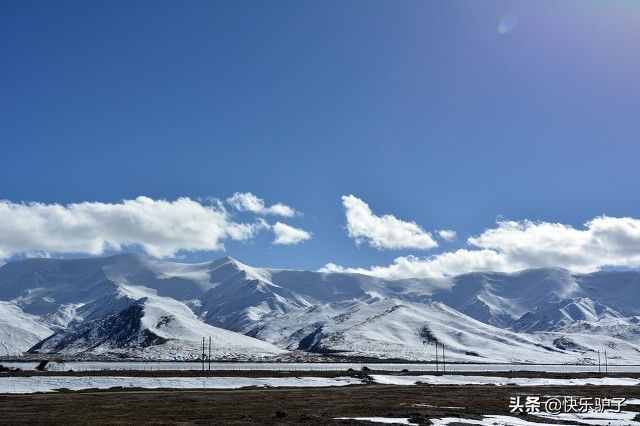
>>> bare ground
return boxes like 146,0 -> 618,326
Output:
0,382 -> 639,425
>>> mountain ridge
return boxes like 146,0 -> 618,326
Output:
1,254 -> 639,362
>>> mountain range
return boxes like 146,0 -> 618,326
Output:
1,254 -> 639,363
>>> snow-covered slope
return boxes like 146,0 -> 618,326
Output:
577,270 -> 640,316
198,257 -> 312,331
248,298 -> 640,363
1,254 -> 640,362
433,268 -> 582,328
512,297 -> 624,332
30,286 -> 284,360
0,302 -> 53,356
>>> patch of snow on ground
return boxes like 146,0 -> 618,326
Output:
0,376 -> 362,394
412,404 -> 465,410
430,415 -> 560,425
535,410 -> 640,425
371,374 -> 640,387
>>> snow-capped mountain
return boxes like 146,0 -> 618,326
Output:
31,289 -> 284,360
246,298 -> 573,363
0,254 -> 639,362
433,268 -> 581,328
512,297 -> 625,333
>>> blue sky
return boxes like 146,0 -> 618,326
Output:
1,1 -> 640,275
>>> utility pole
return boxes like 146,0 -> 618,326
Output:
604,347 -> 608,375
597,349 -> 601,374
201,337 -> 206,372
435,342 -> 439,373
442,343 -> 446,375
208,336 -> 212,372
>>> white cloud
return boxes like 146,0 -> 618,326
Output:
226,218 -> 270,241
272,222 -> 312,245
226,192 -> 296,217
342,195 -> 438,250
322,216 -> 640,280
320,250 -> 508,280
437,229 -> 457,241
468,216 -> 640,273
0,196 -> 267,259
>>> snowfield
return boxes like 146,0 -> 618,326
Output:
0,376 -> 362,394
370,374 -> 640,387
534,411 -> 640,426
430,415 -> 575,426
337,412 -> 640,426
7,361 -> 640,373
3,373 -> 638,395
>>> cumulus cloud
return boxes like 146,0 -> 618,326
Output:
322,216 -> 640,280
320,250 -> 508,280
342,195 -> 438,250
0,196 -> 268,259
226,192 -> 296,217
468,217 -> 640,273
272,222 -> 312,245
437,229 -> 457,241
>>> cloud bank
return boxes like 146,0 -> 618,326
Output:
323,216 -> 640,280
272,222 -> 312,245
227,192 -> 296,217
0,196 -> 266,259
342,195 -> 438,250
468,217 -> 640,273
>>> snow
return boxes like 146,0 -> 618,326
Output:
412,404 -> 465,410
0,301 -> 52,356
33,287 -> 285,359
140,256 -> 278,292
432,412 -> 640,426
44,303 -> 85,329
4,255 -> 640,363
430,415 -> 559,425
534,411 -> 640,425
0,360 -> 640,374
371,374 -> 640,387
438,268 -> 581,327
144,259 -> 216,291
123,286 -> 272,348
254,297 -> 640,363
209,256 -> 279,288
4,361 -> 640,373
334,418 -> 415,425
0,376 -> 362,394
226,258 -> 278,287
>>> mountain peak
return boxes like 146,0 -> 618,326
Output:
206,255 -> 278,289
221,255 -> 240,264
210,255 -> 243,269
